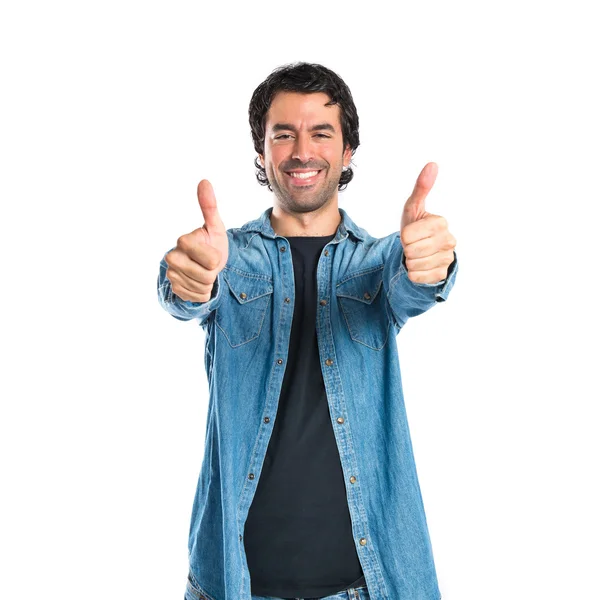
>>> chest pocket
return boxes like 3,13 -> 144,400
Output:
336,266 -> 390,350
215,268 -> 273,348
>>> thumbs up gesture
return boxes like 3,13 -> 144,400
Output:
400,162 -> 456,284
165,180 -> 229,303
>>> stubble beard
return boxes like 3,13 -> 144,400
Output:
269,165 -> 342,215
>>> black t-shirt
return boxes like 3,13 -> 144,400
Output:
244,234 -> 366,598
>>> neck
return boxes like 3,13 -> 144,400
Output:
270,200 -> 341,237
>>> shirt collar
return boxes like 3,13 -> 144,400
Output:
240,206 -> 366,243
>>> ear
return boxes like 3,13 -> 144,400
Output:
258,154 -> 265,168
342,145 -> 352,168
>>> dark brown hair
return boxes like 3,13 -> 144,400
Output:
248,62 -> 360,191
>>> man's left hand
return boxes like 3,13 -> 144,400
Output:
400,162 -> 457,284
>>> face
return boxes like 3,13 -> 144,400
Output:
259,91 -> 352,214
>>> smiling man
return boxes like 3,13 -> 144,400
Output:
157,62 -> 458,600
259,91 -> 352,225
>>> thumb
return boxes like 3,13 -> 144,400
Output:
402,162 -> 438,223
197,179 -> 225,233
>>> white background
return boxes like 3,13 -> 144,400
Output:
1,1 -> 599,599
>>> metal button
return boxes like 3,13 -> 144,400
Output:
240,292 -> 247,299
248,473 -> 255,480
264,417 -> 270,423
325,358 -> 334,366
324,249 -> 329,256
239,534 -> 243,541
280,246 -> 287,252
277,359 -> 283,365
320,299 -> 327,306
350,476 -> 356,484
363,292 -> 371,300
336,417 -> 345,424
284,297 -> 291,303
359,537 -> 367,546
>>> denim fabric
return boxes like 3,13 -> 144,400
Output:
185,567 -> 371,600
250,586 -> 371,600
159,207 -> 458,600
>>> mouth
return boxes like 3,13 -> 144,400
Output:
284,169 -> 323,186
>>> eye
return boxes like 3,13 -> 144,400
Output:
274,134 -> 292,140
315,134 -> 331,138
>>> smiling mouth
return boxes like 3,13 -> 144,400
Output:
284,169 -> 323,184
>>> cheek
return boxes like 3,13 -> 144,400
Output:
262,152 -> 278,172
325,146 -> 344,165
269,146 -> 288,166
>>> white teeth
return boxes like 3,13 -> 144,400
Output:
288,170 -> 319,179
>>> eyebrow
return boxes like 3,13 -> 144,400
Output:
271,122 -> 336,133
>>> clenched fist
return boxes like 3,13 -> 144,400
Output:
165,180 -> 229,303
400,162 -> 456,284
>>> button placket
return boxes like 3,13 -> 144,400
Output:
316,237 -> 373,580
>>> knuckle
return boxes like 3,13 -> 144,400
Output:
172,285 -> 187,301
176,234 -> 189,250
208,253 -> 221,271
436,215 -> 448,229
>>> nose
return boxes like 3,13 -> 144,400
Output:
291,133 -> 314,164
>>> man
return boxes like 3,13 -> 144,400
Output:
157,62 -> 458,600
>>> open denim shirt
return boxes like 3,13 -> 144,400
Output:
157,207 -> 458,600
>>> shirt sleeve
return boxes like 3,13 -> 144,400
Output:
382,235 -> 458,329
156,247 -> 224,326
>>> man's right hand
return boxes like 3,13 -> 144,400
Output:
165,180 -> 229,303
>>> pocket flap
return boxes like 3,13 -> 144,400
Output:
336,267 -> 384,305
222,269 -> 273,304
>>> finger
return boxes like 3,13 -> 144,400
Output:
179,259 -> 219,287
401,214 -> 446,246
167,246 -> 221,282
403,238 -> 439,261
186,241 -> 222,271
197,179 -> 225,233
404,162 -> 438,211
175,236 -> 222,271
171,279 -> 214,303
167,263 -> 216,293
404,248 -> 454,271
406,266 -> 449,284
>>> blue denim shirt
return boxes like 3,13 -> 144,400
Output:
157,207 -> 458,600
